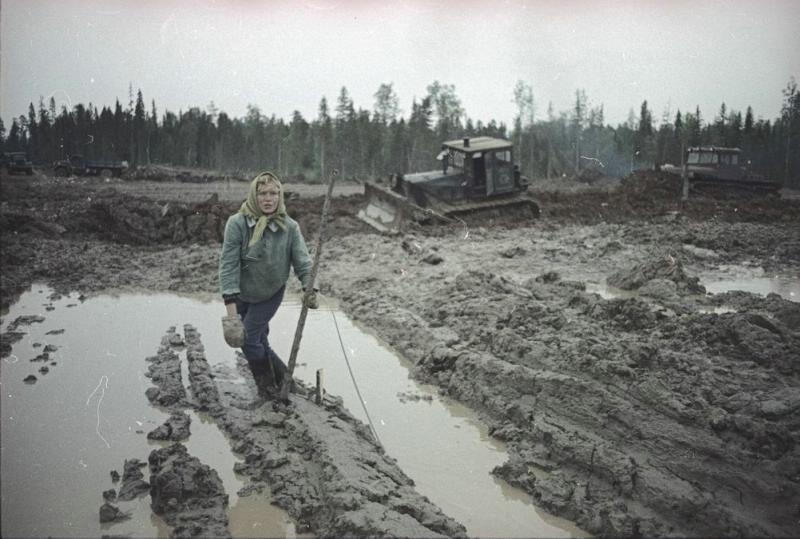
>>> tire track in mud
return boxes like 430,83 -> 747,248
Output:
139,323 -> 466,538
325,238 -> 800,538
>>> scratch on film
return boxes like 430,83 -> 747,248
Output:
87,375 -> 110,448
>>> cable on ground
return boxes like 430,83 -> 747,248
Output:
330,309 -> 384,450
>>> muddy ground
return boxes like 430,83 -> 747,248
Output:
1,168 -> 799,537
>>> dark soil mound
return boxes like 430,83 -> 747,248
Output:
607,252 -> 705,293
0,177 -> 370,246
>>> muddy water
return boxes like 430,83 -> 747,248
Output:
700,265 -> 799,301
586,269 -> 799,303
1,285 -> 585,538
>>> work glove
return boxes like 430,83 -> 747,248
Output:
303,289 -> 319,310
221,315 -> 245,348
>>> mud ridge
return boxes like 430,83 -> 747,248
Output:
142,323 -> 467,538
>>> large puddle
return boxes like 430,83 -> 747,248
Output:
586,267 -> 799,303
0,286 -> 299,538
1,285 -> 586,538
700,265 -> 799,301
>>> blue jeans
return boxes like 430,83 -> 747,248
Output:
236,286 -> 287,386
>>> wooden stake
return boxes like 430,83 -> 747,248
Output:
681,141 -> 689,203
315,369 -> 325,405
280,170 -> 338,401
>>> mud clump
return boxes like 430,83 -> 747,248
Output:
607,252 -> 705,294
2,316 -> 48,357
144,329 -> 188,408
99,502 -> 130,524
118,458 -> 151,501
149,443 -> 231,539
147,411 -> 191,441
620,169 -> 683,200
573,166 -> 613,185
681,311 -> 800,375
1,331 -> 25,358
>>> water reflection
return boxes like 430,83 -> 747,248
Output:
703,276 -> 799,301
587,270 -> 798,304
585,281 -> 636,299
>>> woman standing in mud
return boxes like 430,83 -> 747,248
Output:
218,171 -> 317,397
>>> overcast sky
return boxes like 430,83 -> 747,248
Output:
2,0 -> 799,130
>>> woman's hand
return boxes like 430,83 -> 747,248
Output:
303,290 -> 319,309
221,315 -> 245,347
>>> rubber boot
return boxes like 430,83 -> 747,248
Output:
267,350 -> 305,399
267,349 -> 287,390
247,359 -> 275,400
254,373 -> 276,400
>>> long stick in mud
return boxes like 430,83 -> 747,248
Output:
280,169 -> 338,401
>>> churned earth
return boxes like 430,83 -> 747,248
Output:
1,168 -> 799,537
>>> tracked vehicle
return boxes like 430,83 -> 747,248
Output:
663,146 -> 781,193
358,136 -> 539,233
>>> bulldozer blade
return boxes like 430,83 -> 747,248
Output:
357,182 -> 451,234
357,186 -> 404,233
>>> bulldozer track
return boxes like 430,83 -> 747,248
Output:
437,196 -> 541,220
358,181 -> 540,233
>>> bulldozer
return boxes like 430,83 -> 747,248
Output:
357,136 -> 539,233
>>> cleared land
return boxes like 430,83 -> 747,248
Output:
1,168 -> 798,537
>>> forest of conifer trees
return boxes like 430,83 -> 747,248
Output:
2,79 -> 798,187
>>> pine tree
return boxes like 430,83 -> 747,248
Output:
26,103 -> 39,162
334,87 -> 356,178
572,89 -> 587,172
781,77 -> 799,186
728,111 -> 742,148
288,110 -> 311,175
426,81 -> 464,141
408,96 -> 434,171
373,83 -> 400,125
315,96 -> 333,180
513,80 -> 536,177
714,103 -> 727,146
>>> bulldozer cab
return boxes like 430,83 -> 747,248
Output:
685,147 -> 747,182
441,137 -> 516,198
687,147 -> 740,166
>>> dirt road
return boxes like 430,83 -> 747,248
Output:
2,170 -> 799,537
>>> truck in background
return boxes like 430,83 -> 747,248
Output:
53,154 -> 129,177
0,152 -> 34,175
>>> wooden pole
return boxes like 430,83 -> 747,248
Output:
280,169 -> 338,401
681,141 -> 688,203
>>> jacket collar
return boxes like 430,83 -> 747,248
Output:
245,216 -> 279,232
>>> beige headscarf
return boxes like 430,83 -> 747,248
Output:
239,171 -> 287,245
